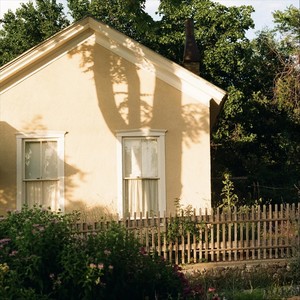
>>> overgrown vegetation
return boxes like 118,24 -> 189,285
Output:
166,198 -> 204,243
1,204 -> 299,299
186,262 -> 300,300
0,206 -> 196,299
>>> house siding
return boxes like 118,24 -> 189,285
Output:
0,26 -> 214,217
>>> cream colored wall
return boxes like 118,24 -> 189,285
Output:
0,33 -> 211,217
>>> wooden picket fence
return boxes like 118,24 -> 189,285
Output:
74,203 -> 300,265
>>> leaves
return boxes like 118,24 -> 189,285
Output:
0,0 -> 69,66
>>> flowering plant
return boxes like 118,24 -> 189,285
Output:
0,207 -> 194,299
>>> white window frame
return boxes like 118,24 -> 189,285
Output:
116,129 -> 167,218
16,131 -> 66,212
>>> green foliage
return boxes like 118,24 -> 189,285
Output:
289,215 -> 300,284
0,207 -> 193,299
166,198 -> 204,243
186,263 -> 299,300
0,0 -> 69,66
273,5 -> 300,41
219,172 -> 238,210
67,0 -> 156,47
0,205 -> 78,298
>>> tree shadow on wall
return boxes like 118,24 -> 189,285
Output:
0,118 -> 87,215
68,31 -> 209,211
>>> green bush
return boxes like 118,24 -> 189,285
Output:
60,222 -> 193,299
0,205 -> 78,298
0,206 -> 195,299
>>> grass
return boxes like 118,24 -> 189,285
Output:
185,262 -> 300,300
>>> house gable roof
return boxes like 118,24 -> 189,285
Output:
0,17 -> 226,108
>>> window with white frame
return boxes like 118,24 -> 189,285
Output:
16,132 -> 65,211
117,129 -> 166,218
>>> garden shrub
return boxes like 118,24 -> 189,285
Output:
0,206 -> 195,299
0,205 -> 78,299
60,222 -> 191,299
289,213 -> 300,284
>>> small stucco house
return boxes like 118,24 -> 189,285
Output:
0,17 -> 226,217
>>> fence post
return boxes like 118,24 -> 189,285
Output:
216,207 -> 220,262
257,205 -> 261,260
233,206 -> 238,261
251,205 -> 255,260
286,204 -> 290,258
274,204 -> 278,259
210,208 -> 214,262
245,208 -> 249,260
239,210 -> 244,260
205,208 -> 209,262
268,204 -> 273,259
228,208 -> 232,261
263,205 -> 267,259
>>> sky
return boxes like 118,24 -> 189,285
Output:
0,0 -> 298,39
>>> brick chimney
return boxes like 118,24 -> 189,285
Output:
182,18 -> 200,75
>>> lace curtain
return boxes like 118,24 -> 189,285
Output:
123,138 -> 159,217
24,141 -> 58,210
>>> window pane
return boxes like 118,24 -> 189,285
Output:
42,141 -> 58,179
25,181 -> 58,210
43,181 -> 59,210
124,179 -> 158,217
25,181 -> 42,206
124,139 -> 142,177
25,142 -> 41,179
141,139 -> 158,177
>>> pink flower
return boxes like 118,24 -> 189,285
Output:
9,250 -> 18,256
208,287 -> 216,293
104,250 -> 111,256
97,263 -> 104,270
89,263 -> 96,269
108,265 -> 113,270
0,238 -> 11,244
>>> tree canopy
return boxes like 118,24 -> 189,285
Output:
0,0 -> 70,66
1,0 -> 299,205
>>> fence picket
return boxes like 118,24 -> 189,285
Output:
228,208 -> 232,261
234,206 -> 238,261
222,210 -> 226,261
263,205 -> 267,259
216,208 -> 220,262
257,206 -> 261,260
274,204 -> 278,259
73,204 -> 298,265
245,210 -> 249,260
268,205 -> 273,259
251,206 -> 255,260
210,208 -> 214,262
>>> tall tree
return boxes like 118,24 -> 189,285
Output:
212,6 -> 300,205
0,0 -> 69,66
272,5 -> 300,124
67,0 -> 156,46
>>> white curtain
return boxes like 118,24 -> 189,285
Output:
123,138 -> 159,217
124,179 -> 158,216
25,181 -> 59,211
24,141 -> 59,210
